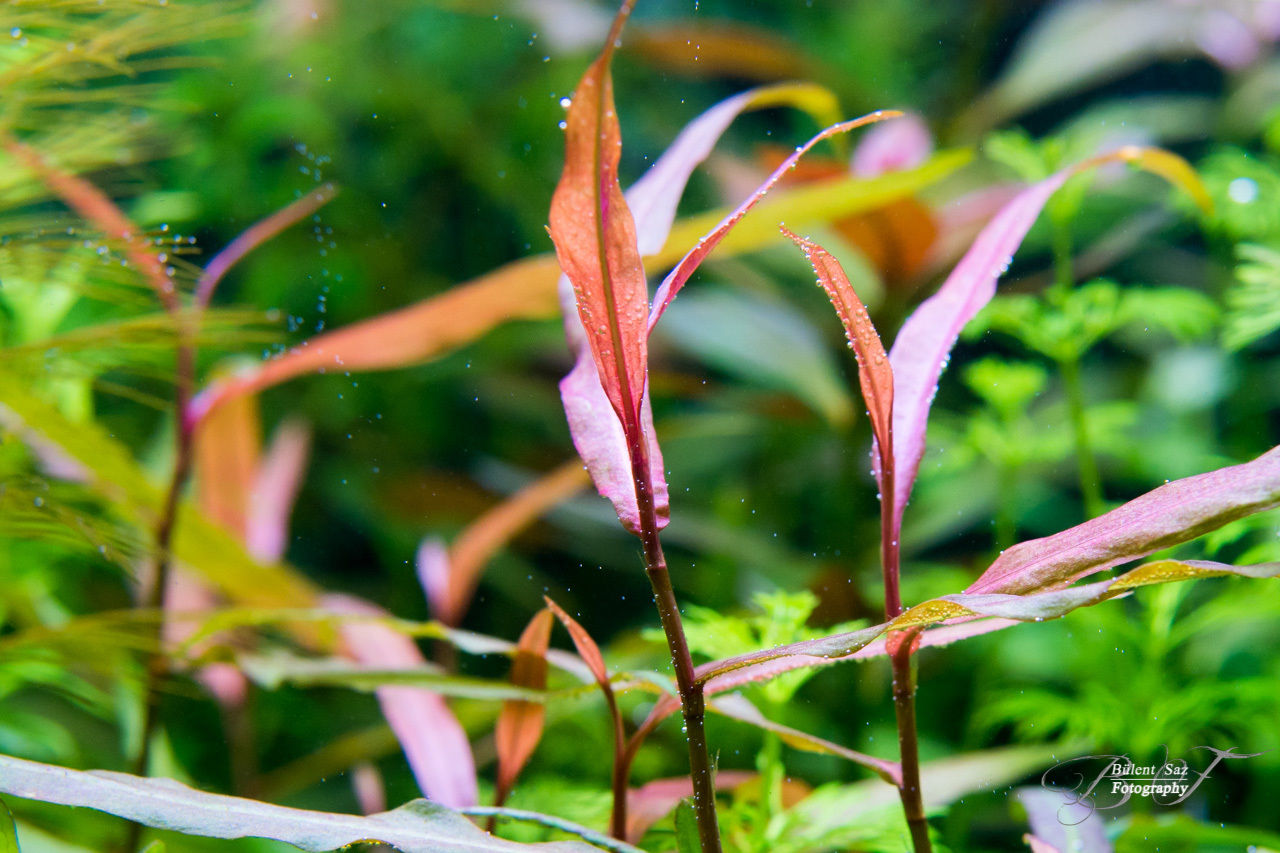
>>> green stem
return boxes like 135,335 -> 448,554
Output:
1059,355 -> 1104,517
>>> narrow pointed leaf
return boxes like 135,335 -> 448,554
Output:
968,445 -> 1280,594
1,133 -> 175,310
885,146 -> 1212,542
548,1 -> 648,424
246,419 -> 311,563
0,796 -> 19,853
494,608 -> 555,805
543,597 -> 609,687
0,755 -> 596,852
326,595 -> 478,809
648,110 -> 901,329
194,389 -> 262,537
188,152 -> 965,424
1018,787 -> 1111,853
782,228 -> 893,473
436,462 -> 589,625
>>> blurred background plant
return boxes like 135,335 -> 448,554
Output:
1,0 -> 1279,851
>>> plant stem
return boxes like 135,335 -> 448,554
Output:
627,432 -> 721,853
604,686 -> 628,840
880,461 -> 930,852
1059,355 -> 1104,517
123,332 -> 196,853
891,640 -> 930,853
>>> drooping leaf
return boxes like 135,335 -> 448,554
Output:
494,609 -> 555,806
782,228 -> 893,478
432,462 -> 589,626
0,754 -> 598,852
884,146 -> 1211,544
851,113 -> 934,178
968,446 -> 1280,594
325,595 -> 478,809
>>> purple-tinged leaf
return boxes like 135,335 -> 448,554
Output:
627,82 -> 840,257
851,113 -> 933,178
1018,787 -> 1111,853
417,536 -> 453,623
782,227 -> 893,484
548,1 -> 647,426
0,754 -> 597,853
883,146 -> 1211,544
559,352 -> 668,536
325,595 -> 478,809
968,446 -> 1280,594
647,110 -> 900,330
351,762 -> 387,816
624,772 -> 754,844
246,419 -> 310,564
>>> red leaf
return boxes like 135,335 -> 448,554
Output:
548,1 -> 649,427
624,772 -> 754,844
542,597 -> 609,687
782,228 -> 893,481
494,608 -> 555,806
647,110 -> 900,330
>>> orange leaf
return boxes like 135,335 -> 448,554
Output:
547,0 -> 648,428
542,596 -> 608,687
1,132 -> 175,311
194,389 -> 262,538
781,228 -> 893,471
493,608 -> 554,806
188,254 -> 562,423
436,462 -> 589,626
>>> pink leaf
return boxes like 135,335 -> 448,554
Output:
246,419 -> 310,563
494,609 -> 555,806
324,594 -> 478,809
559,351 -> 667,535
625,772 -> 754,844
882,146 -> 1211,546
851,113 -> 933,178
968,446 -> 1280,594
416,536 -> 452,623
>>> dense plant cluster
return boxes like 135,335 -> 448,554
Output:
1,2 -> 1279,852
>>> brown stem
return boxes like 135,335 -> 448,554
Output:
627,425 -> 721,853
604,687 -> 628,840
880,458 -> 929,851
891,640 -> 930,852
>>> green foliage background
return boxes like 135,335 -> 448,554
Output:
2,0 -> 1279,850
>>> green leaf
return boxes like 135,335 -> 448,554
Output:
0,797 -> 19,853
0,754 -> 601,852
673,798 -> 701,853
1224,243 -> 1280,351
